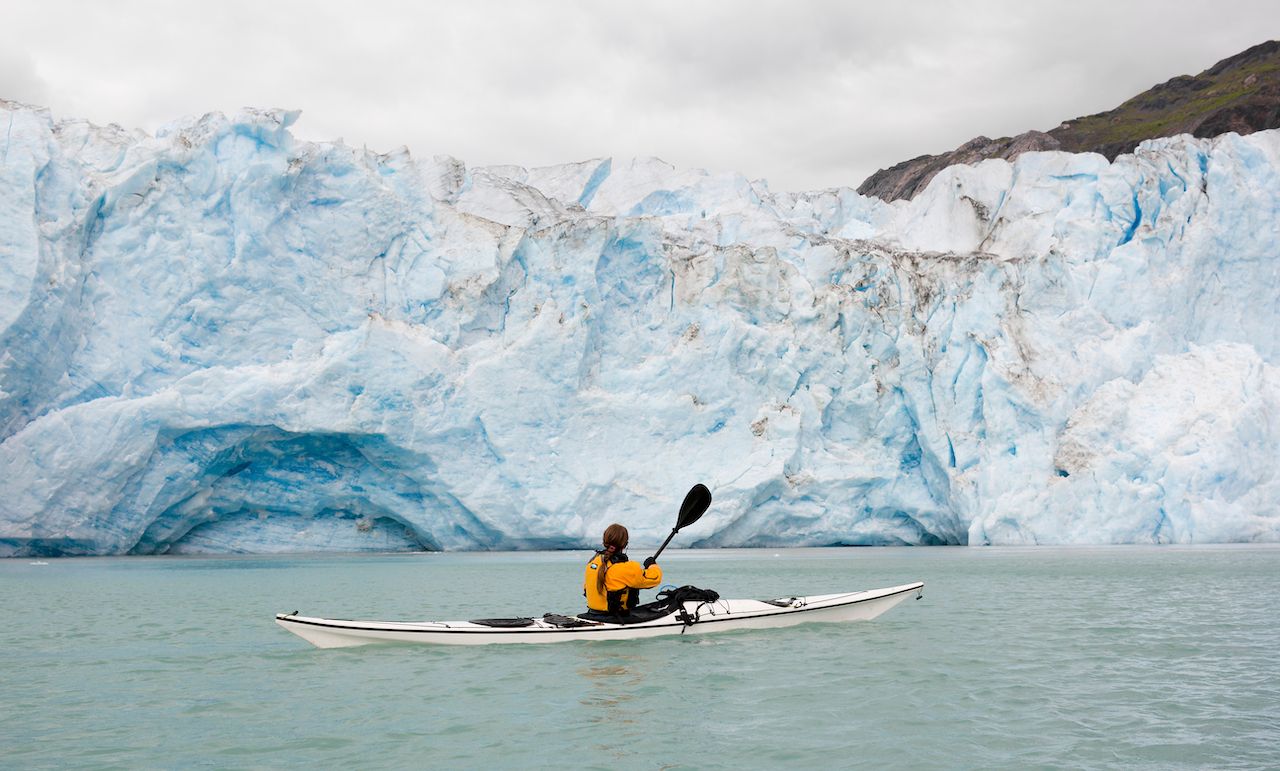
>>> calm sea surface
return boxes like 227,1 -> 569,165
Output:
2,546 -> 1278,769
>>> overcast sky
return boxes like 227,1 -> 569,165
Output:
2,1 -> 1277,191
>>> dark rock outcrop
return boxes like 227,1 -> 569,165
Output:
858,131 -> 1061,202
859,40 -> 1280,201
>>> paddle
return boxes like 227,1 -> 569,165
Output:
648,483 -> 712,564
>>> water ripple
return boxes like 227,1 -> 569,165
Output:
1,546 -> 1277,769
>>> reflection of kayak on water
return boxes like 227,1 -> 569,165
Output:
275,581 -> 925,648
273,485 -> 924,648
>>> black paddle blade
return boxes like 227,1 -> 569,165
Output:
676,484 -> 712,530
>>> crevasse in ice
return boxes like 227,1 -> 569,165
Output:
1,101 -> 1277,555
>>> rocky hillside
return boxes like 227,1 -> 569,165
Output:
859,40 -> 1280,201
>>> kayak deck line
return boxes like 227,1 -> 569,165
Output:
275,581 -> 924,648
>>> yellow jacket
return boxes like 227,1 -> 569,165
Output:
583,554 -> 662,613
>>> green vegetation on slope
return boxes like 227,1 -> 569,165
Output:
858,40 -> 1280,200
1050,44 -> 1280,157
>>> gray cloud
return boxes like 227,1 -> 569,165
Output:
0,49 -> 49,107
2,0 -> 1277,191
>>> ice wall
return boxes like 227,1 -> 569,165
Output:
1,100 -> 1278,555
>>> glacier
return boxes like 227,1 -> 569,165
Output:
1,100 -> 1278,556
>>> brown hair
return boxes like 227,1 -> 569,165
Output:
595,523 -> 630,595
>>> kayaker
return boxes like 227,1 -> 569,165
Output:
584,523 -> 662,617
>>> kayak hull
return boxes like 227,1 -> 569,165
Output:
275,581 -> 924,648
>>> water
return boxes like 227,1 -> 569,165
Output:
3,546 -> 1278,769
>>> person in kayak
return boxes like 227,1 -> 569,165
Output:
584,523 -> 662,618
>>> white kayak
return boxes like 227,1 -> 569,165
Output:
275,581 -> 924,648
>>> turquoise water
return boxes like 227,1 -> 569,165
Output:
3,546 -> 1278,769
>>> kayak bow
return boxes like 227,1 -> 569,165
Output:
275,581 -> 924,648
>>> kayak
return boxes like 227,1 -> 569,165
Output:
275,581 -> 924,648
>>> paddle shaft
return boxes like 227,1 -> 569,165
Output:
649,527 -> 681,563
